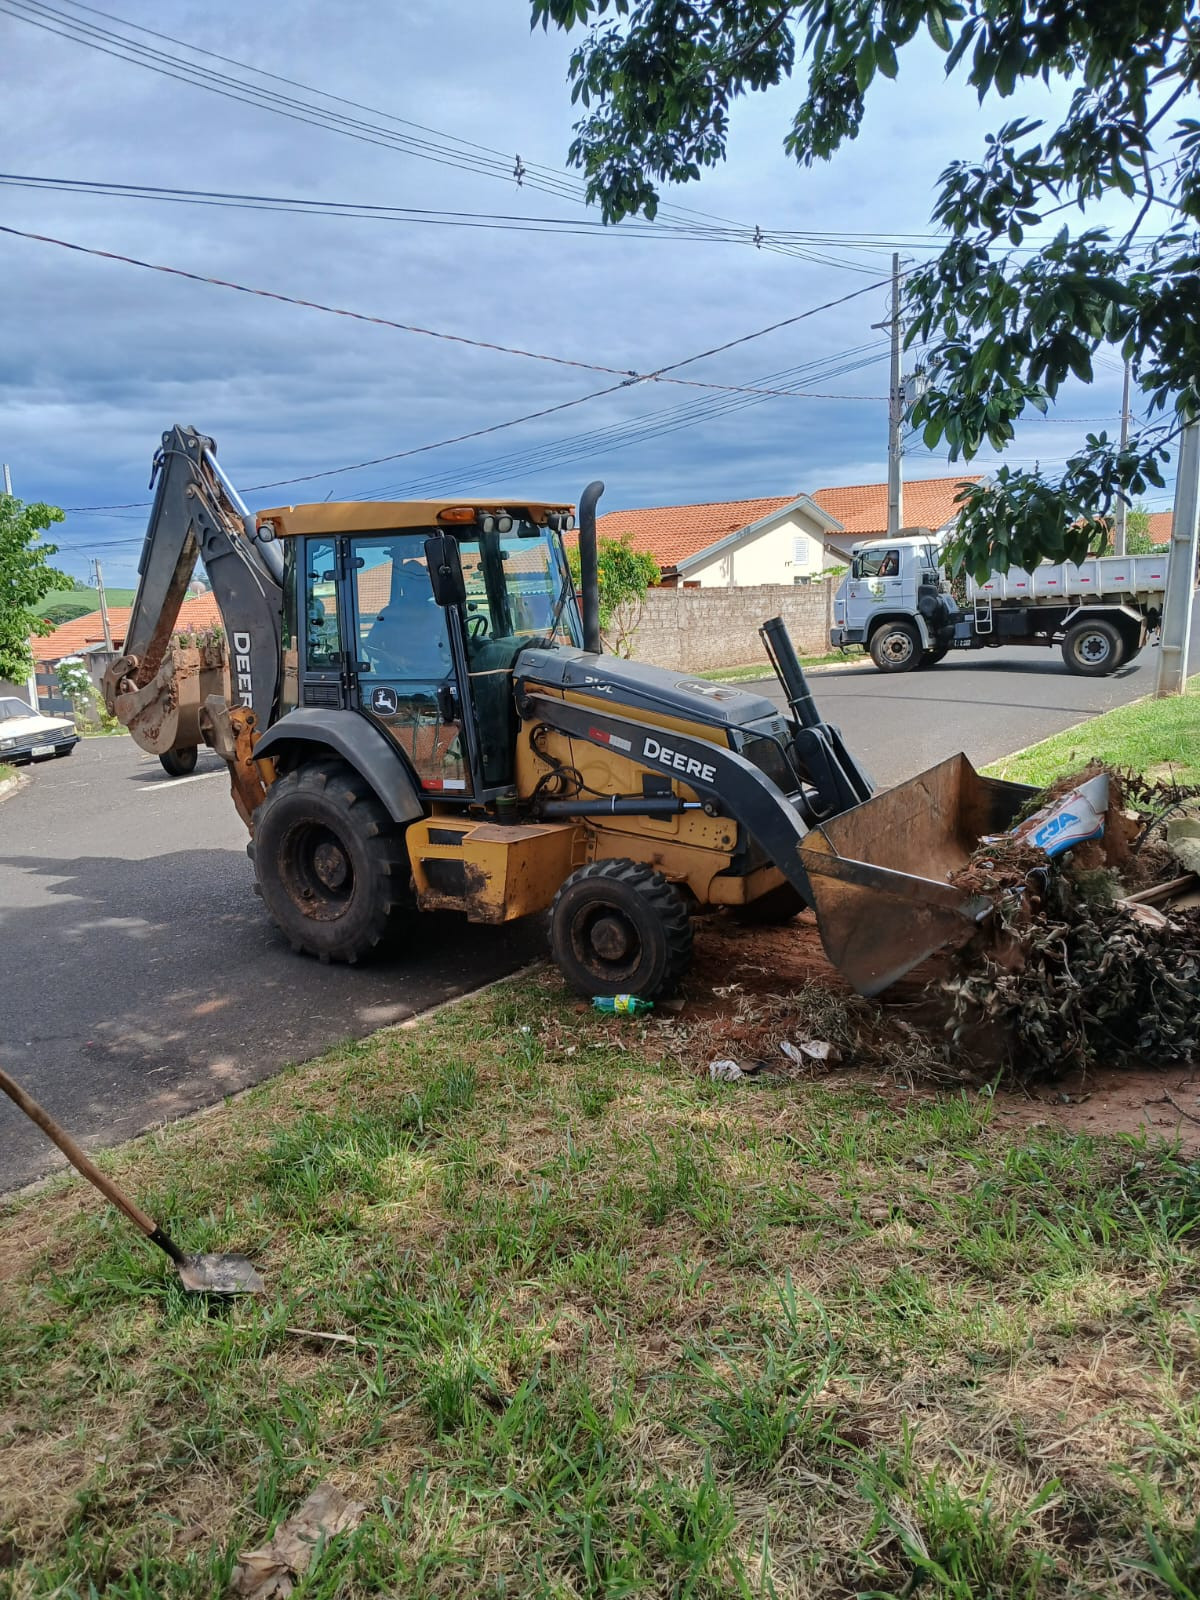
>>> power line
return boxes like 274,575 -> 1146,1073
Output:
0,222 -> 890,401
60,285 -> 895,513
0,173 -> 973,255
1,0 -> 879,271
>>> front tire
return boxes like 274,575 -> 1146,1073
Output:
917,644 -> 951,669
159,746 -> 198,777
869,620 -> 922,673
551,859 -> 692,999
1061,619 -> 1124,676
252,759 -> 410,964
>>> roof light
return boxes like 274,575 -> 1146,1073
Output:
438,507 -> 476,524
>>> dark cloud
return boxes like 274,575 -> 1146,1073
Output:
1,3 -> 1139,583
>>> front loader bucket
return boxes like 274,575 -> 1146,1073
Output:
799,754 -> 1036,996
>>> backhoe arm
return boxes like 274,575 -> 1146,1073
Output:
102,425 -> 285,824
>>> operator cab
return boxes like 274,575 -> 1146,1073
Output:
258,499 -> 581,802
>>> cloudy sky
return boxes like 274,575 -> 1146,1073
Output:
1,0 -> 1162,586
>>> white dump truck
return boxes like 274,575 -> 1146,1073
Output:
831,531 -> 1170,675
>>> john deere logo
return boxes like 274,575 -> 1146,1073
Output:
370,686 -> 398,715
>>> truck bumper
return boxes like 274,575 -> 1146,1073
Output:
830,626 -> 865,648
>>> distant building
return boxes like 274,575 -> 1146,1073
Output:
30,594 -> 223,713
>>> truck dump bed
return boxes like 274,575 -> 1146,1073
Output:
967,553 -> 1169,607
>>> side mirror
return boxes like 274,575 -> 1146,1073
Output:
424,534 -> 466,607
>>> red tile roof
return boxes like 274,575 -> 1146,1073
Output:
594,495 -> 799,571
810,475 -> 983,538
33,592 -> 223,662
1147,511 -> 1173,543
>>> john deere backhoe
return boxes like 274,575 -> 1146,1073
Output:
104,425 -> 1035,998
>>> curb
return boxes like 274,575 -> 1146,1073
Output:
701,656 -> 873,685
0,771 -> 27,806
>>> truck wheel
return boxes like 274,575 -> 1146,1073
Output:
917,644 -> 951,669
1061,619 -> 1123,676
551,859 -> 692,999
159,746 -> 198,777
252,759 -> 410,964
869,621 -> 922,672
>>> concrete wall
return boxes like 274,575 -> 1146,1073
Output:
685,508 -> 828,587
628,581 -> 833,672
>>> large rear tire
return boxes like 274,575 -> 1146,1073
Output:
252,759 -> 410,964
1061,618 -> 1124,676
551,859 -> 692,999
869,620 -> 922,673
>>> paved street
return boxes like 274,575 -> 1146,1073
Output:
0,740 -> 545,1191
761,635 -> 1179,787
0,640 -> 1176,1190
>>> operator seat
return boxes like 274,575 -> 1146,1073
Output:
367,557 -> 450,680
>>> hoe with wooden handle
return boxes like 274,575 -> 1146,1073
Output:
0,1067 -> 263,1295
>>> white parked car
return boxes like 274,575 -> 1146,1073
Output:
0,696 -> 79,764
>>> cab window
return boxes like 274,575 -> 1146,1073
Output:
304,540 -> 340,669
853,548 -> 901,579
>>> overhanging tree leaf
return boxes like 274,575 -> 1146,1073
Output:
532,0 -> 1200,578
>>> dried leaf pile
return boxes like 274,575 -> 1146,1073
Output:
941,766 -> 1200,1080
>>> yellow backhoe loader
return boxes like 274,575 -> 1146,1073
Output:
104,426 -> 1034,998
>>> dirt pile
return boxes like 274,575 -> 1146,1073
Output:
940,765 -> 1200,1078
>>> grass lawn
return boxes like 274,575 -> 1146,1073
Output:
698,650 -> 865,683
983,675 -> 1200,787
2,966 -> 1198,1598
0,762 -> 14,783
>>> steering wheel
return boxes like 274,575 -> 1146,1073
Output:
467,614 -> 489,640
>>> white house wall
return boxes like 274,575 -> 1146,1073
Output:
683,508 -> 828,587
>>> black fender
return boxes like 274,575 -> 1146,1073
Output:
253,708 -> 426,825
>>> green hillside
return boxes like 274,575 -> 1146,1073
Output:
35,586 -> 138,624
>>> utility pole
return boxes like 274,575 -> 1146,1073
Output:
1114,358 -> 1132,557
1155,418 -> 1200,697
92,558 -> 114,650
2,463 -> 11,496
887,251 -> 903,535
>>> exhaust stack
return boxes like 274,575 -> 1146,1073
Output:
577,480 -> 605,654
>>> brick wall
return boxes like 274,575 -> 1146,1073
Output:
626,581 -> 832,672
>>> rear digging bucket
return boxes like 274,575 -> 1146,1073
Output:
799,753 -> 1036,996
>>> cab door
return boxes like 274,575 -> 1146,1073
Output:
348,535 -> 472,798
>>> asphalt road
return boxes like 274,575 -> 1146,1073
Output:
760,635 -> 1178,786
0,741 -> 545,1191
0,639 -> 1177,1190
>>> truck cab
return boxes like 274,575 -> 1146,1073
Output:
831,532 -> 956,671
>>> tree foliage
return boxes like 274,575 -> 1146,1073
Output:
569,532 -> 661,655
0,495 -> 69,683
531,0 -> 1200,577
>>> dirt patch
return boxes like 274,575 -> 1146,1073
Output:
652,916 -> 1200,1152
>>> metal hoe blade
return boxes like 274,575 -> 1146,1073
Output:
175,1252 -> 265,1296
